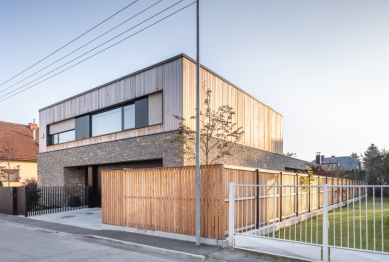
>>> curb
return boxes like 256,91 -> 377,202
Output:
83,235 -> 207,262
0,219 -> 73,237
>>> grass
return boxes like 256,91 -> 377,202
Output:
268,196 -> 389,253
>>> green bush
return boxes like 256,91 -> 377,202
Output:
23,178 -> 41,211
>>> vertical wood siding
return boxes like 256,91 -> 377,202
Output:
101,165 -> 366,240
182,58 -> 284,154
101,165 -> 225,239
39,59 -> 183,153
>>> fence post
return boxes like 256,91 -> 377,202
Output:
279,172 -> 283,222
228,182 -> 235,247
323,184 -> 329,262
256,169 -> 259,229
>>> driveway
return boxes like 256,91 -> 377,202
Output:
27,208 -> 102,230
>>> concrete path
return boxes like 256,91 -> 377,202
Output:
28,208 -> 102,230
0,212 -> 301,262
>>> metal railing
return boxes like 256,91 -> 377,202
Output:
228,183 -> 389,262
27,186 -> 89,217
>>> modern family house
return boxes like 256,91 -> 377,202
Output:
0,120 -> 39,186
38,54 -> 309,207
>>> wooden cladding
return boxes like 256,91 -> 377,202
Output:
40,54 -> 283,154
182,57 -> 283,154
39,59 -> 183,153
102,165 -> 225,239
101,165 -> 366,240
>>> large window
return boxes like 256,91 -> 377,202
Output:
92,108 -> 122,137
47,91 -> 163,145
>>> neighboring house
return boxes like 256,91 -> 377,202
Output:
38,54 -> 310,207
313,155 -> 360,171
0,120 -> 39,186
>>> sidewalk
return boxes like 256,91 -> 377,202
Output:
0,212 -> 300,262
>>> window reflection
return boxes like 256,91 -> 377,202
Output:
124,104 -> 135,129
92,108 -> 122,136
51,130 -> 75,145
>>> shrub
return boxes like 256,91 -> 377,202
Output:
22,177 -> 41,211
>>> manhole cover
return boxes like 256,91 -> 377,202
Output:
85,213 -> 94,215
61,216 -> 75,218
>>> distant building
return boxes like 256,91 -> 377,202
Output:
312,155 -> 359,171
0,120 -> 39,186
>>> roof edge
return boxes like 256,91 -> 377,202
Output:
39,53 -> 283,116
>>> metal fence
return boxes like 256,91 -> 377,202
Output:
228,183 -> 389,262
27,186 -> 89,217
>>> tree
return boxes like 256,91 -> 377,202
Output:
350,152 -> 360,162
172,86 -> 244,165
362,144 -> 389,185
0,140 -> 20,187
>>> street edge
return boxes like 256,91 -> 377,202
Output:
83,235 -> 208,262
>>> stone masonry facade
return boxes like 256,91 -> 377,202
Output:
184,137 -> 311,171
38,132 -> 183,186
39,131 -> 310,186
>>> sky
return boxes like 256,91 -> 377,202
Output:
0,0 -> 388,162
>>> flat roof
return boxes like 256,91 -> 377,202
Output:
39,53 -> 282,116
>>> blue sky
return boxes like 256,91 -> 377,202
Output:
1,0 -> 388,161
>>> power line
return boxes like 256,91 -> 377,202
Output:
0,0 -> 183,99
0,0 -> 163,95
0,1 -> 196,103
0,0 -> 138,88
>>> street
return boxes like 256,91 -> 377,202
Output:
0,221 -> 186,262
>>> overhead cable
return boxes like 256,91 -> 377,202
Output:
0,0 -> 183,99
0,0 -> 162,95
0,0 -> 138,88
0,1 -> 196,103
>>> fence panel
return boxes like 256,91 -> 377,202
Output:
27,186 -> 88,216
102,165 -> 225,239
229,184 -> 389,262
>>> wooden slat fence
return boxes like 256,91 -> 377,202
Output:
102,165 -> 225,239
102,164 -> 367,241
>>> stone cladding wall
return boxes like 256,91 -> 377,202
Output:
38,132 -> 310,186
38,132 -> 183,186
184,138 -> 311,171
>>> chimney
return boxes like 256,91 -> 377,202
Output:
316,152 -> 321,165
29,119 -> 38,140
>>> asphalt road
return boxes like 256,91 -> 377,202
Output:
0,221 -> 187,262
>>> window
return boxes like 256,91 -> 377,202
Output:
52,130 -> 75,144
92,108 -> 122,137
124,104 -> 135,129
47,91 -> 163,143
0,169 -> 20,182
48,118 -> 76,145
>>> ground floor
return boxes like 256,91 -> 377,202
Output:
37,131 -> 311,207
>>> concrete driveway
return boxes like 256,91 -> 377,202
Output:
27,208 -> 102,230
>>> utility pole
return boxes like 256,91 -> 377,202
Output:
195,0 -> 201,246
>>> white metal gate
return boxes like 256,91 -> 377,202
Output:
228,183 -> 389,262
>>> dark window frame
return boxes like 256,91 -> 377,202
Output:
49,129 -> 75,145
47,91 -> 163,144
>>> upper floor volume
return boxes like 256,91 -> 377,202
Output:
39,54 -> 284,155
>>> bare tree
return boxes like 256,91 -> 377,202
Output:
172,86 -> 244,165
0,140 -> 20,187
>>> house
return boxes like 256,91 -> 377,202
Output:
38,54 -> 310,207
0,120 -> 39,186
313,154 -> 360,171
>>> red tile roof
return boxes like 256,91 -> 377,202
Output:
0,121 -> 39,162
